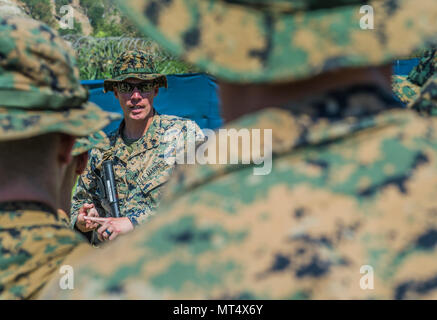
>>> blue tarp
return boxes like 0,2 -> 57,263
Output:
83,60 -> 423,133
82,73 -> 222,134
393,58 -> 420,76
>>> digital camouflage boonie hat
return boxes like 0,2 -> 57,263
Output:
115,0 -> 437,83
103,50 -> 167,93
392,75 -> 420,105
0,16 -> 120,141
72,130 -> 109,156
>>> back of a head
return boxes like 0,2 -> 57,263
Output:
0,134 -> 58,182
0,16 -> 119,199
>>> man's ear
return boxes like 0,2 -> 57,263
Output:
154,87 -> 159,97
75,152 -> 89,175
57,134 -> 76,165
113,86 -> 119,99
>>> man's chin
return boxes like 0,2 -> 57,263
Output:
128,113 -> 146,121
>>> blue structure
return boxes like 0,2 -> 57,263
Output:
393,58 -> 420,76
82,73 -> 222,134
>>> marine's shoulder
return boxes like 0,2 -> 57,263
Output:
158,113 -> 199,130
87,129 -> 117,162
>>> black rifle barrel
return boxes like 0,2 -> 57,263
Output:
101,160 -> 121,218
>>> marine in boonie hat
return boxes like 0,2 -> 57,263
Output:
103,50 -> 167,93
115,0 -> 437,83
392,48 -> 437,106
0,16 -> 120,141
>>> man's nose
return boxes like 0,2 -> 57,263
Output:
131,88 -> 142,99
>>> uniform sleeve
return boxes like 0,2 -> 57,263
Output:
124,185 -> 164,226
192,120 -> 206,146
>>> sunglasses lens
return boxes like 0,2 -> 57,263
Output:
117,82 -> 132,93
116,82 -> 155,93
139,83 -> 155,92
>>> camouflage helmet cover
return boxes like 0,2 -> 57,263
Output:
115,0 -> 437,83
0,16 -> 120,141
103,50 -> 167,93
72,130 -> 109,156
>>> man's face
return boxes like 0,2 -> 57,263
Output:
114,78 -> 159,121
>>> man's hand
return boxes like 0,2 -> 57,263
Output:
75,203 -> 100,233
84,216 -> 134,241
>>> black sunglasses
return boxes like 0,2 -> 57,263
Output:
115,82 -> 156,93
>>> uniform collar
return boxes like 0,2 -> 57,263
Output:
110,113 -> 163,161
165,85 -> 409,199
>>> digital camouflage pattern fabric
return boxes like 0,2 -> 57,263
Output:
40,0 -> 437,300
0,202 -> 87,299
41,85 -> 437,299
70,114 -> 204,236
115,0 -> 437,83
392,75 -> 420,105
0,16 -> 116,299
103,50 -> 167,93
407,48 -> 437,87
0,17 -> 120,141
72,130 -> 110,157
409,74 -> 437,116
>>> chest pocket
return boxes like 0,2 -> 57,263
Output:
137,159 -> 174,197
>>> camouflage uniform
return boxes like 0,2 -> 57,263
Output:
0,203 -> 85,299
40,0 -> 437,299
0,17 -> 119,299
70,50 -> 204,239
71,114 -> 204,229
392,48 -> 437,110
408,48 -> 437,87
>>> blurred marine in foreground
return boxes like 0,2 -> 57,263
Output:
0,17 -> 118,299
42,0 -> 437,299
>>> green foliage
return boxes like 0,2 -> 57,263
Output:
22,0 -> 55,27
54,0 -> 72,13
64,36 -> 200,80
94,20 -> 125,38
156,60 -> 196,75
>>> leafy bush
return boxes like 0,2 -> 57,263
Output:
22,0 -> 55,27
63,36 -> 199,80
54,0 -> 72,13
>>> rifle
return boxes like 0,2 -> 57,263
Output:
95,160 -> 121,218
